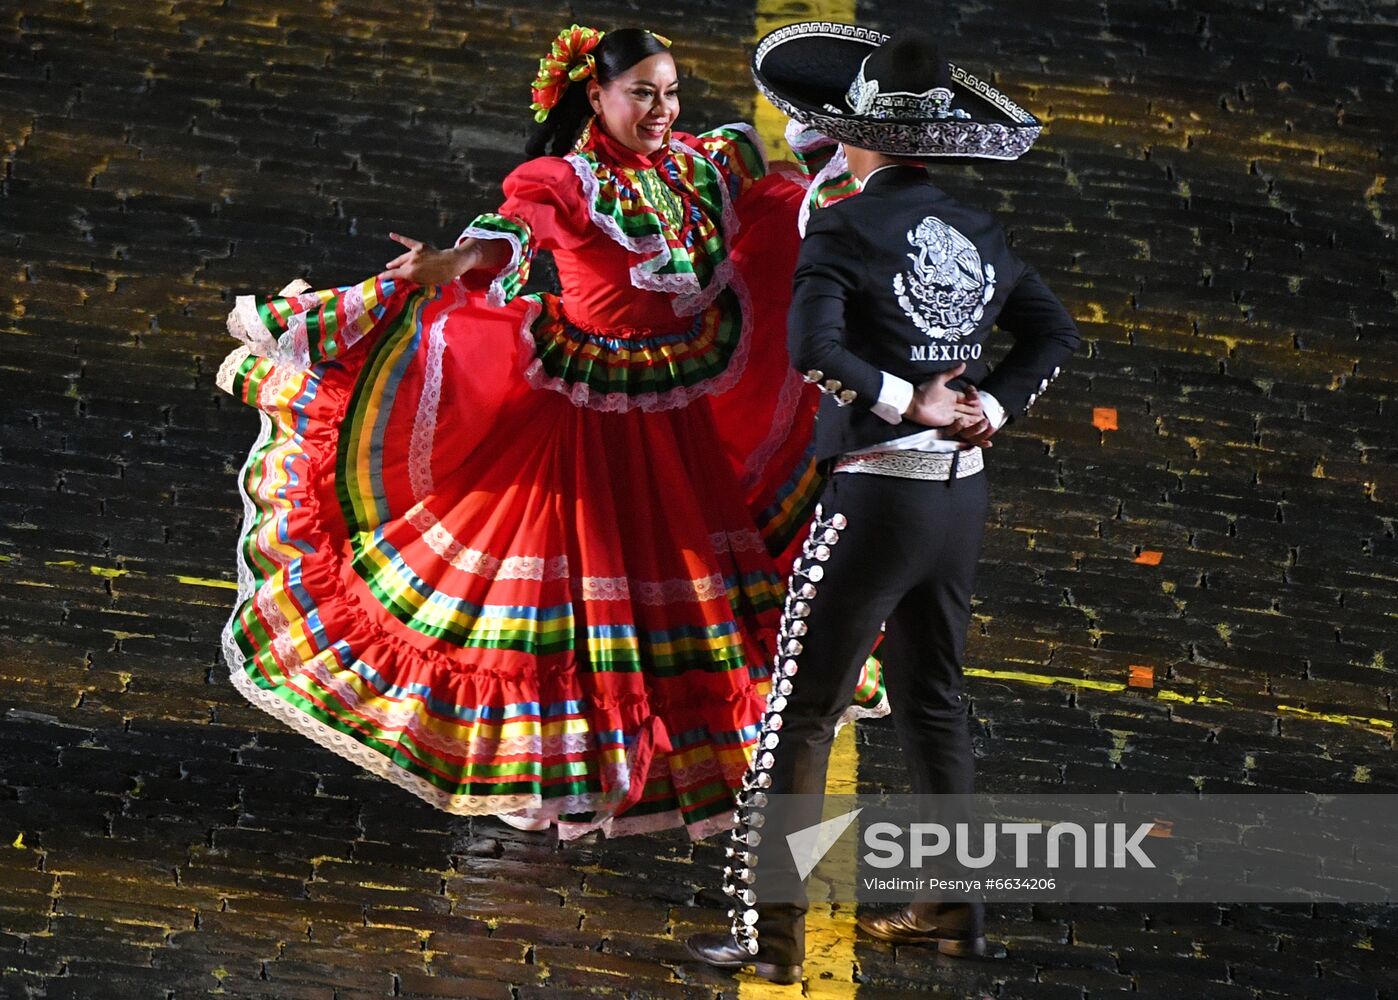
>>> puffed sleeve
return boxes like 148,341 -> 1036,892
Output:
784,119 -> 838,179
456,157 -> 590,306
783,120 -> 861,237
692,123 -> 769,202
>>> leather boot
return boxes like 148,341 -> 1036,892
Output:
685,932 -> 803,985
856,901 -> 1002,958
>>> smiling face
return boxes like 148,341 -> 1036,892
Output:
587,52 -> 680,155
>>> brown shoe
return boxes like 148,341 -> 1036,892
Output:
856,906 -> 1004,958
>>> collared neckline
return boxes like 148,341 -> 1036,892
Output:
590,122 -> 669,170
859,163 -> 930,188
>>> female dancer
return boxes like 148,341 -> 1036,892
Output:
217,25 -> 881,839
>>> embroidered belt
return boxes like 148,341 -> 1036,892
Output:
832,447 -> 984,481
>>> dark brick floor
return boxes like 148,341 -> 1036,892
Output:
1,1 -> 1395,998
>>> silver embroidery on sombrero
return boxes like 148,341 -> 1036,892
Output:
721,504 -> 849,955
845,53 -> 970,121
752,23 -> 1041,161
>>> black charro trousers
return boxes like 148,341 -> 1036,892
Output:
752,467 -> 988,963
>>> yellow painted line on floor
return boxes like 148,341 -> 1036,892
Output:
966,666 -> 1127,693
735,718 -> 860,999
1155,689 -> 1231,706
742,1 -> 858,994
174,575 -> 240,591
18,556 -> 238,592
968,669 -> 1393,734
1278,704 -> 1394,731
800,722 -> 861,1000
972,667 -> 1239,707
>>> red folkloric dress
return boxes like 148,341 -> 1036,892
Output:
216,121 -> 883,839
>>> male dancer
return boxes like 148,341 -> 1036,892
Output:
687,25 -> 1081,985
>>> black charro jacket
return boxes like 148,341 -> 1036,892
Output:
788,164 -> 1082,462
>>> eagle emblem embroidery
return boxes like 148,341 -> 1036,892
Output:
892,216 -> 995,341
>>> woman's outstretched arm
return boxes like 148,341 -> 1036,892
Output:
379,232 -> 511,285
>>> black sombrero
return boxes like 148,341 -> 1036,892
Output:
752,22 -> 1041,160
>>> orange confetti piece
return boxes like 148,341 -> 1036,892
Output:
1147,819 -> 1174,838
1128,664 -> 1155,689
1093,407 -> 1118,431
1134,550 -> 1163,566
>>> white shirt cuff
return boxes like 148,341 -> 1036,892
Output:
980,390 -> 1007,430
872,371 -> 915,425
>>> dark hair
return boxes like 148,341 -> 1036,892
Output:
524,28 -> 672,158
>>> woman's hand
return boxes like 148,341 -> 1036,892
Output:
380,233 -> 475,285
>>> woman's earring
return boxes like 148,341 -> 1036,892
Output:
572,114 -> 596,153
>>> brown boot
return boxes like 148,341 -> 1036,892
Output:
856,904 -> 1003,958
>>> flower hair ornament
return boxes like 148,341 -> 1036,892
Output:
529,25 -> 674,123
